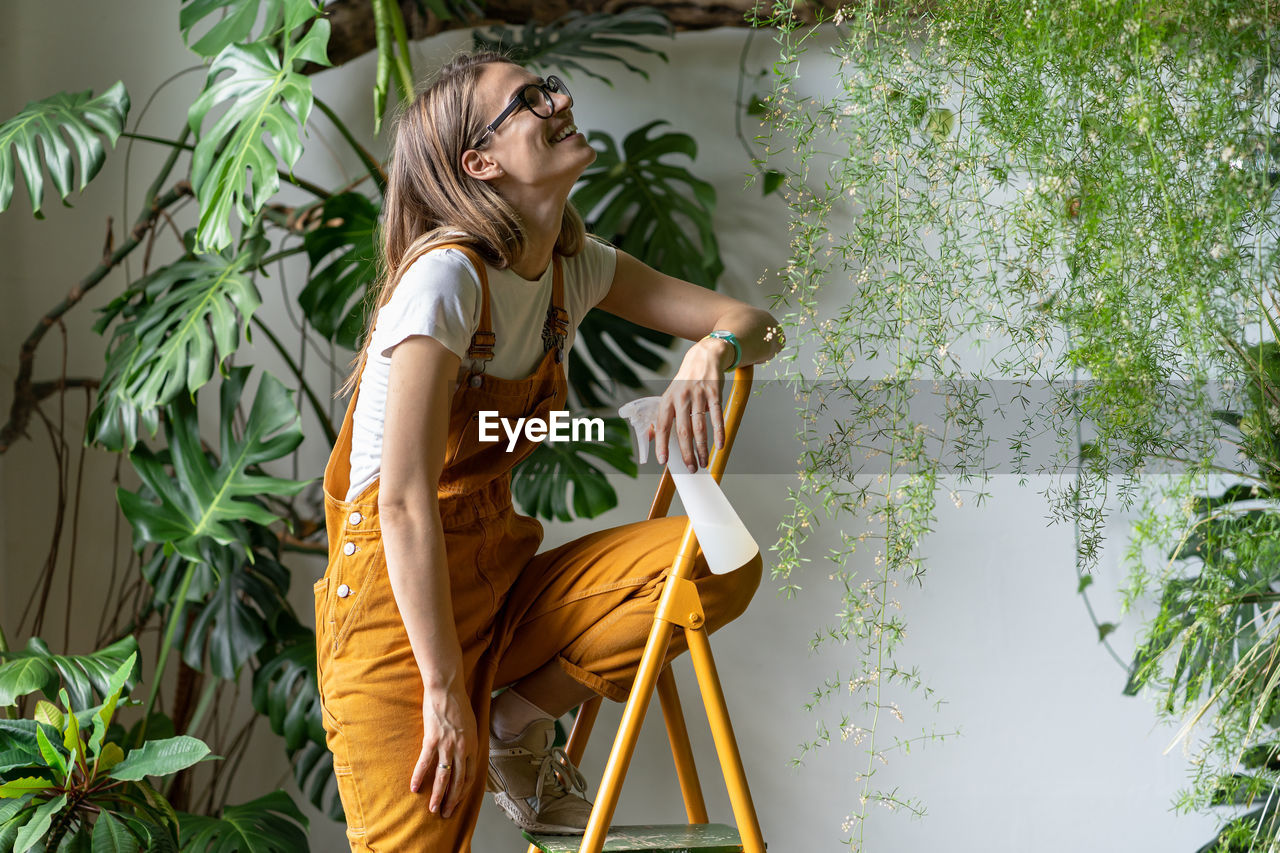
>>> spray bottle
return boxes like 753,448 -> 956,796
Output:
618,396 -> 759,574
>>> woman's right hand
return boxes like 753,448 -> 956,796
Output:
411,680 -> 478,819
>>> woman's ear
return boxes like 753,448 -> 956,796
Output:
461,148 -> 504,181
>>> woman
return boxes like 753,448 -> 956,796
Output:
314,50 -> 782,852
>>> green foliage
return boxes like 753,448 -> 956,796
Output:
575,121 -> 722,288
117,365 -> 307,563
178,791 -> 308,852
511,418 -> 637,522
251,620 -> 322,754
474,7 -> 672,85
88,233 -> 269,452
186,0 -> 330,252
179,0 -> 294,58
0,654 -> 200,851
299,192 -> 380,350
0,636 -> 139,709
762,0 -> 1280,845
0,82 -> 130,217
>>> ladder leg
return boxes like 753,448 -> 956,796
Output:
656,666 -> 709,824
685,626 -> 765,853
566,696 -> 602,765
577,619 -> 676,853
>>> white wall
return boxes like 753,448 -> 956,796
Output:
1,2 -> 1223,850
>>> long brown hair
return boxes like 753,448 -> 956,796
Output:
340,50 -> 587,396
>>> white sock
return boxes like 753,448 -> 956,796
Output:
491,688 -> 554,741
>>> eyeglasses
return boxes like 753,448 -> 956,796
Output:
472,75 -> 572,150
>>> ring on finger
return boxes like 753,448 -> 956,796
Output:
438,763 -> 453,770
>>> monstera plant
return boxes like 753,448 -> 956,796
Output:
0,0 -> 736,847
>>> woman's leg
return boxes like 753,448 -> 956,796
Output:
493,514 -> 763,706
317,508 -> 528,852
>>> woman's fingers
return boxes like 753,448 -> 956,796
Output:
441,755 -> 474,819
410,742 -> 436,794
429,758 -> 454,814
690,403 -> 709,468
658,385 -> 725,471
709,394 -> 726,453
672,402 -> 696,473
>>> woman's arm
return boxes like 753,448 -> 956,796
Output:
595,249 -> 785,471
596,250 -> 784,369
377,334 -> 476,820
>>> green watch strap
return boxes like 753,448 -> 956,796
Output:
706,330 -> 741,371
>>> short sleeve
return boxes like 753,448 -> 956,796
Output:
576,235 -> 618,311
368,249 -> 481,360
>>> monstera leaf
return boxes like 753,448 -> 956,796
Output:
0,82 -> 130,217
176,548 -> 289,680
474,8 -> 672,85
512,418 -> 636,521
251,618 -> 341,819
186,0 -> 330,252
251,622 -> 321,753
573,122 -> 722,289
178,791 -> 308,852
179,0 -> 315,58
299,191 -> 380,349
88,234 -> 267,452
117,367 -> 307,563
569,309 -> 675,409
290,739 -> 342,820
0,81 -> 129,217
0,636 -> 139,709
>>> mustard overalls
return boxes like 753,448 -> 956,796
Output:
314,244 -> 763,851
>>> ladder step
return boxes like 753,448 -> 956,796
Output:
521,823 -> 755,852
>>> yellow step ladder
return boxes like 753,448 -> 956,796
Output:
523,365 -> 766,853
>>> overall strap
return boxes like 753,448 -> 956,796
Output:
544,255 -> 569,358
430,243 -> 494,371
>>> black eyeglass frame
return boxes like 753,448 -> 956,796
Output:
471,75 -> 572,150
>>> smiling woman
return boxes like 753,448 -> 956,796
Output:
312,50 -> 780,852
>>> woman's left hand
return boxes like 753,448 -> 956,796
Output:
654,338 -> 729,473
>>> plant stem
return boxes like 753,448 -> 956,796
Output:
137,560 -> 197,746
313,96 -> 388,196
121,130 -> 332,200
386,0 -> 417,109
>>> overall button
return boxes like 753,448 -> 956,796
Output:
348,511 -> 363,526
469,374 -> 483,388
342,542 -> 357,556
336,584 -> 352,598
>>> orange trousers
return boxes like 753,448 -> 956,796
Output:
314,476 -> 762,851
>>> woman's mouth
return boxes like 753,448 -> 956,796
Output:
550,123 -> 578,143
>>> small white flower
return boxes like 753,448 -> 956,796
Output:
1210,243 -> 1226,259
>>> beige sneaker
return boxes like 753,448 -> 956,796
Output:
487,718 -> 593,834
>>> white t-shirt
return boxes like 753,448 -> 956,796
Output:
345,237 -> 618,502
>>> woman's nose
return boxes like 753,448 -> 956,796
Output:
551,90 -> 573,112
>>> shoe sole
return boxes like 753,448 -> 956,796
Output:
492,791 -> 587,835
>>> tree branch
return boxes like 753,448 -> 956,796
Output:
0,181 -> 194,453
310,0 -> 844,72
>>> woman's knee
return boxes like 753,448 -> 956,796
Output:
704,549 -> 763,632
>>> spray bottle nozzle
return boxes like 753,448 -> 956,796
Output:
617,396 -> 663,466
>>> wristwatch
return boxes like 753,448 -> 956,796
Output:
704,330 -> 741,371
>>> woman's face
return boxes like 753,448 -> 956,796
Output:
466,62 -> 596,195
